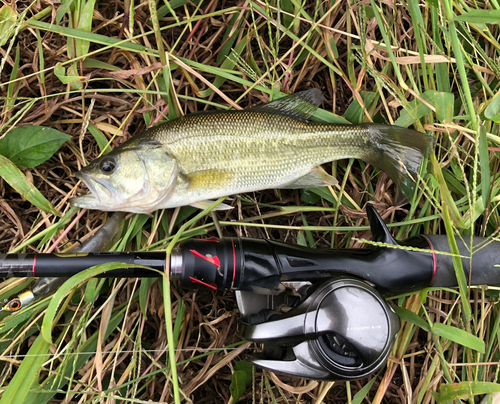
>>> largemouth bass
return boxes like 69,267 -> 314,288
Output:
71,89 -> 432,214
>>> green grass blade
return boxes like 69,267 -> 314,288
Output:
392,305 -> 430,332
0,335 -> 50,404
455,9 -> 500,24
41,262 -> 157,343
27,19 -> 157,56
432,323 -> 484,353
442,204 -> 472,322
75,0 -> 96,57
479,125 -> 491,203
434,381 -> 500,403
431,154 -> 466,228
0,154 -> 58,215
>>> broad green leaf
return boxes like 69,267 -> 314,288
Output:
234,361 -> 253,383
230,370 -> 248,401
0,125 -> 71,168
455,10 -> 500,24
0,5 -> 17,47
432,323 -> 484,353
392,305 -> 430,332
0,335 -> 50,404
0,155 -> 58,215
230,361 -> 253,401
433,381 -> 500,403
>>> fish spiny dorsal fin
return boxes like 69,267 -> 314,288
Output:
247,88 -> 324,122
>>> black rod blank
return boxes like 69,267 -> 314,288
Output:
0,252 -> 166,278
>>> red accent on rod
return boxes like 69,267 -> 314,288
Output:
190,249 -> 221,267
422,236 -> 437,285
189,276 -> 217,290
32,254 -> 37,277
198,237 -> 220,243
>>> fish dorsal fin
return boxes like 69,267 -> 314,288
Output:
248,88 -> 324,122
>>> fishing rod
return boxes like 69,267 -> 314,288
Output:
2,205 -> 497,291
1,205 -> 499,381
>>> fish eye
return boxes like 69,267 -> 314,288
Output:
9,300 -> 21,311
100,158 -> 116,174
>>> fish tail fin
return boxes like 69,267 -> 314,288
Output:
362,124 -> 433,199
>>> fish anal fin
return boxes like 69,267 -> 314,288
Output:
190,200 -> 234,211
248,89 -> 324,122
282,166 -> 338,189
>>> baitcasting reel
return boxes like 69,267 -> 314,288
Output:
236,277 -> 400,380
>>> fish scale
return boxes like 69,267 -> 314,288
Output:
71,89 -> 432,214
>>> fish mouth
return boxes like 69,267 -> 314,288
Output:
71,171 -> 115,208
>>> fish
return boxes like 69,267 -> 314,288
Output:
70,89 -> 433,214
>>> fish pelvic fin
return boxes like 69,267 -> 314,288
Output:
190,200 -> 234,211
248,88 -> 324,122
281,166 -> 338,189
362,124 -> 433,199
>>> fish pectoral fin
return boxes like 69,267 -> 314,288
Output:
247,88 -> 324,122
281,167 -> 338,189
185,169 -> 234,189
190,200 -> 234,211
